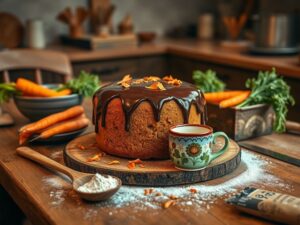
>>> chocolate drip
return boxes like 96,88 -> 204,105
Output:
93,80 -> 207,132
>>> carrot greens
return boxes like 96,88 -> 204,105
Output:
60,71 -> 100,97
193,69 -> 225,93
238,68 -> 295,132
0,83 -> 18,104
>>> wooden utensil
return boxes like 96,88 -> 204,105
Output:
16,146 -> 121,201
56,7 -> 89,38
222,0 -> 253,41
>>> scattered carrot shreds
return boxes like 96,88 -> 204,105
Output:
162,75 -> 182,86
146,81 -> 166,90
106,160 -> 120,165
138,163 -> 145,168
189,188 -> 197,194
169,78 -> 182,86
155,192 -> 162,197
76,144 -> 86,150
121,82 -> 130,88
169,195 -> 178,200
144,188 -> 154,195
87,154 -> 102,162
157,82 -> 166,90
127,162 -> 136,169
162,200 -> 176,209
117,74 -> 132,84
143,76 -> 161,82
129,158 -> 143,164
117,74 -> 132,88
132,78 -> 144,84
162,75 -> 174,81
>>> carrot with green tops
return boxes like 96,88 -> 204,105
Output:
16,78 -> 66,97
204,91 -> 247,103
219,91 -> 251,108
37,116 -> 89,139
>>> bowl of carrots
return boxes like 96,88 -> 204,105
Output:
0,71 -> 100,121
14,93 -> 83,121
19,105 -> 90,144
13,80 -> 83,121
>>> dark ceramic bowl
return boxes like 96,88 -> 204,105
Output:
30,127 -> 87,144
137,32 -> 156,43
14,85 -> 83,121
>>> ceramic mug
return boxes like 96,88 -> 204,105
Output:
169,124 -> 229,170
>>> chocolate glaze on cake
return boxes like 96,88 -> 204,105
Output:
93,80 -> 207,132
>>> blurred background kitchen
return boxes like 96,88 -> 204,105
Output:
0,0 -> 300,121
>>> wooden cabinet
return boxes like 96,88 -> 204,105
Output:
72,58 -> 139,82
72,55 -> 168,82
168,55 -> 256,87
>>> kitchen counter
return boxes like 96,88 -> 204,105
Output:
49,39 -> 300,80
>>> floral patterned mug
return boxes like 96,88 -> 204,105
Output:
169,124 -> 229,170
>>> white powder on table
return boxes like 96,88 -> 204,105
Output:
77,173 -> 118,193
42,150 -> 292,219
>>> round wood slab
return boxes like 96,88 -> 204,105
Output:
64,133 -> 241,186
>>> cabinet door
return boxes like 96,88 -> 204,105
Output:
168,55 -> 256,88
72,58 -> 138,82
137,56 -> 168,76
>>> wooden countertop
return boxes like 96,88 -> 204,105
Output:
0,100 -> 299,225
49,40 -> 300,79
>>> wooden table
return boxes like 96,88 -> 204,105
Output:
0,100 -> 299,225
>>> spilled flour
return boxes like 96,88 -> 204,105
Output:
42,150 -> 292,216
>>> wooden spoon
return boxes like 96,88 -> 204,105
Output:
16,146 -> 122,201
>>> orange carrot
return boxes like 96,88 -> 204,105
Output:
56,89 -> 72,96
204,91 -> 247,103
16,78 -> 63,97
23,105 -> 84,133
39,116 -> 89,139
219,91 -> 251,108
19,106 -> 84,144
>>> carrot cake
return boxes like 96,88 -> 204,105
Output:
92,75 -> 207,159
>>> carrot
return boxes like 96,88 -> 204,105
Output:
56,89 -> 72,96
23,105 -> 84,133
16,78 -> 62,97
19,106 -> 84,144
38,116 -> 89,139
219,91 -> 251,108
19,132 -> 32,145
204,91 -> 247,103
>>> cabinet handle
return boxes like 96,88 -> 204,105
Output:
91,67 -> 120,76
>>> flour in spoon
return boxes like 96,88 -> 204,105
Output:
77,173 -> 118,193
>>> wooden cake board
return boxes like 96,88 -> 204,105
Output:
64,133 -> 241,186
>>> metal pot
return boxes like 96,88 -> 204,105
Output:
253,13 -> 299,49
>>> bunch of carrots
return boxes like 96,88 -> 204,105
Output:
0,71 -> 100,104
19,105 -> 89,144
204,90 -> 251,108
16,78 -> 72,97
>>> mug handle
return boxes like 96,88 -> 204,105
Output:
211,132 -> 229,160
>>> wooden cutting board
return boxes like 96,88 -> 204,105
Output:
64,133 -> 241,186
239,133 -> 300,166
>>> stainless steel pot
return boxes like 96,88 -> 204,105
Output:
254,13 -> 299,49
